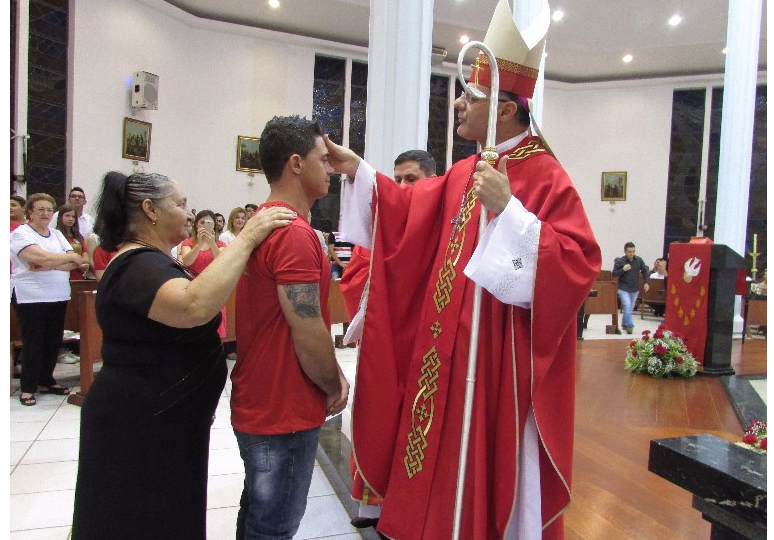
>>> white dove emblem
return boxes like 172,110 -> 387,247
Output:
682,257 -> 702,283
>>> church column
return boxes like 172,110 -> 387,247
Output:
713,0 -> 763,330
364,0 -> 434,174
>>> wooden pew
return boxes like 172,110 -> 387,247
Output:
583,271 -> 619,333
745,297 -> 767,338
328,278 -> 349,325
67,291 -> 101,406
639,277 -> 666,318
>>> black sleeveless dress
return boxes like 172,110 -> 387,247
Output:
72,248 -> 227,540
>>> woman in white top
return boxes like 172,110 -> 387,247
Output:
219,206 -> 246,245
11,193 -> 87,406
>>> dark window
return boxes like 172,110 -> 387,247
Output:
312,56 -> 346,231
665,86 -> 767,274
348,61 -> 368,159
26,0 -> 68,201
427,75 -> 449,175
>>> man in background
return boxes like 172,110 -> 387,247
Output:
231,115 -> 349,540
244,203 -> 258,219
53,187 -> 94,239
612,242 -> 650,333
393,149 -> 437,186
340,150 -> 437,322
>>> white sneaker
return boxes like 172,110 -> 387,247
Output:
58,352 -> 80,364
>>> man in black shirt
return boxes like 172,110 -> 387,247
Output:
612,242 -> 650,334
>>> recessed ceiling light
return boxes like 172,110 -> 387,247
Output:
722,47 -> 728,54
552,10 -> 564,22
268,0 -> 280,8
459,35 -> 470,44
622,54 -> 633,63
668,14 -> 682,26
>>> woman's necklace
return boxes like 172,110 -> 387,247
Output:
127,238 -> 199,278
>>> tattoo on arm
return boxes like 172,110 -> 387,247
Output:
283,284 -> 321,319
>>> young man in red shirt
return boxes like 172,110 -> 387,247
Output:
231,115 -> 349,540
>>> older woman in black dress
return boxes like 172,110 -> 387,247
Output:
71,172 -> 296,540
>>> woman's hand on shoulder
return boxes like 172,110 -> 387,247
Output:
240,206 -> 297,247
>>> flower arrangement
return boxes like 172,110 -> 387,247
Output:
738,420 -> 767,453
624,324 -> 699,378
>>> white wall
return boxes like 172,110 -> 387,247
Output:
70,0 -> 321,216
543,83 -> 675,270
68,0 -> 743,268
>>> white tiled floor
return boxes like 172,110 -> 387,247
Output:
8,339 -> 363,540
7,315 -> 654,539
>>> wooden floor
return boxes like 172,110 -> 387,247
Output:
565,338 -> 767,540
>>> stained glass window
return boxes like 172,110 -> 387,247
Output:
26,0 -> 68,200
427,75 -> 449,175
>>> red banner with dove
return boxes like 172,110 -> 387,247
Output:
665,240 -> 712,365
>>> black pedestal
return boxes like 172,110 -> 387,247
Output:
649,434 -> 766,540
701,245 -> 746,376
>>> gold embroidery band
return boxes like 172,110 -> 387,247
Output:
404,346 -> 441,477
474,54 -> 539,81
509,139 -> 547,160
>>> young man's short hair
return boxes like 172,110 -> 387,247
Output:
259,116 -> 324,184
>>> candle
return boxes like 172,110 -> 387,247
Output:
753,233 -> 757,254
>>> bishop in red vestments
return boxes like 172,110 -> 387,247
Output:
327,2 -> 600,538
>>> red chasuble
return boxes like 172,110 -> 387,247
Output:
350,137 -> 600,540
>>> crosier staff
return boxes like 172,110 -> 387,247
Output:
451,40 -> 500,540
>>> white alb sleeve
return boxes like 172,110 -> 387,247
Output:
339,161 -> 376,249
463,196 -> 540,307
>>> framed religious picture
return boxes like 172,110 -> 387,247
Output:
601,171 -> 627,201
236,135 -> 263,173
122,117 -> 152,162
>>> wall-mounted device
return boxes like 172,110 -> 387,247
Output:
132,71 -> 159,109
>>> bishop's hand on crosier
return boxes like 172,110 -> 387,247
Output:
472,156 -> 512,216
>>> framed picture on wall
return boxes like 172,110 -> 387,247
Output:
236,135 -> 263,173
122,117 -> 152,162
601,171 -> 627,201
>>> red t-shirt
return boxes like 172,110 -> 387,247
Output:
93,246 -> 116,271
231,202 -> 331,435
180,238 -> 226,275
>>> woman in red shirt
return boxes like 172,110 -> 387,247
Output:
181,210 -> 227,337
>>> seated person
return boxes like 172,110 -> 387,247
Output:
648,257 -> 668,316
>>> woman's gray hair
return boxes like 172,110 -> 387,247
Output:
95,171 -> 178,251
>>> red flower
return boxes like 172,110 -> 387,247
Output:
642,335 -> 650,342
642,330 -> 651,335
629,341 -> 636,347
654,331 -> 664,339
657,324 -> 666,331
675,357 -> 684,364
742,433 -> 758,444
631,350 -> 638,357
654,344 -> 668,356
761,438 -> 767,450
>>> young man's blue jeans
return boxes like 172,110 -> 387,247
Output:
618,289 -> 639,330
234,427 -> 321,540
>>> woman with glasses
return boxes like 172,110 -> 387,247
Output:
10,193 -> 85,405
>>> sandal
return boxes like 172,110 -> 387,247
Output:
40,385 -> 70,396
20,393 -> 37,406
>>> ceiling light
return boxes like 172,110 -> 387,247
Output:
268,0 -> 280,8
459,35 -> 470,44
552,10 -> 564,22
668,14 -> 682,26
622,54 -> 633,63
